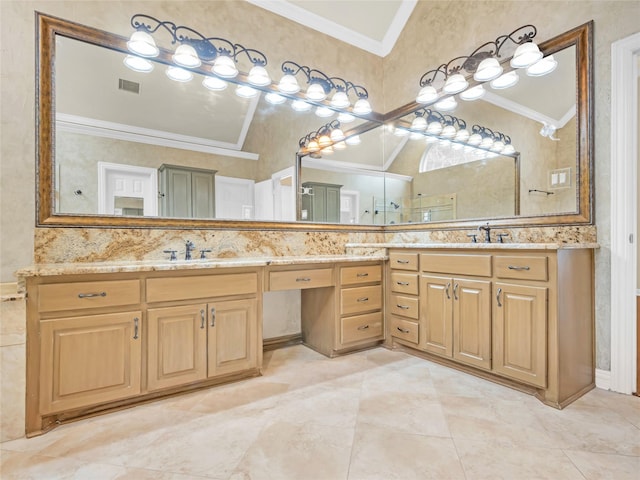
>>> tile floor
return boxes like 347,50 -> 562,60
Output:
1,345 -> 639,479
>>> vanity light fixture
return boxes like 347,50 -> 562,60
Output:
315,106 -> 334,118
337,112 -> 356,123
265,92 -> 287,104
291,100 -> 312,112
490,70 -> 519,89
459,84 -> 485,101
235,84 -> 259,98
166,66 -> 193,82
126,14 -> 270,84
526,55 -> 558,76
434,96 -> 458,112
298,120 -> 352,156
123,55 -> 154,73
279,61 -> 372,115
345,135 -> 361,146
202,76 -> 227,91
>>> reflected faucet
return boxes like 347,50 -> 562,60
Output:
478,223 -> 491,243
185,240 -> 195,260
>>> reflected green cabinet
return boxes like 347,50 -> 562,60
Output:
159,164 -> 217,218
301,182 -> 342,223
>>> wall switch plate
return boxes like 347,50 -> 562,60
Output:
549,167 -> 571,189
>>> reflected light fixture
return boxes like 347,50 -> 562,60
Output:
345,135 -> 361,146
315,106 -> 334,118
338,112 -> 355,123
298,120 -> 354,156
123,55 -> 154,72
459,84 -> 485,101
434,96 -> 457,112
235,84 -> 258,98
527,55 -> 558,76
265,92 -> 287,104
166,66 -> 193,82
474,58 -> 503,82
202,76 -> 227,91
416,85 -> 438,104
443,73 -> 468,94
333,141 -> 347,150
172,44 -> 201,68
291,100 -> 312,112
490,70 -> 519,89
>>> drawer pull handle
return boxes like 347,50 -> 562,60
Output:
496,288 -> 503,307
78,292 -> 107,299
296,277 -> 311,282
356,273 -> 369,277
397,281 -> 410,286
396,259 -> 410,264
508,265 -> 530,271
357,297 -> 369,302
357,324 -> 370,331
397,327 -> 410,334
133,317 -> 139,340
453,283 -> 459,301
445,282 -> 451,300
200,309 -> 206,329
396,304 -> 410,309
210,308 -> 216,327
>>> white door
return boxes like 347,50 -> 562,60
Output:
254,179 -> 274,220
272,167 -> 296,221
215,176 -> 255,219
340,189 -> 360,224
98,162 -> 158,216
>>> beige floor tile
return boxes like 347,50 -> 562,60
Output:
564,449 -> 640,480
454,438 -> 586,480
230,421 -> 354,480
0,343 -> 26,442
347,425 -> 465,480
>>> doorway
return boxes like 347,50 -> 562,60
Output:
98,162 -> 158,216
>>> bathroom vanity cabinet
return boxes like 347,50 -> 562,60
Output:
387,247 -> 595,408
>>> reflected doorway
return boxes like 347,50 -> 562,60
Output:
98,162 -> 158,216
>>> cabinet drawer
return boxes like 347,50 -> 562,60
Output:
38,280 -> 141,313
268,268 -> 333,291
421,253 -> 491,277
341,264 -> 382,286
389,252 -> 419,271
341,312 -> 383,345
389,294 -> 419,319
494,256 -> 548,281
341,285 -> 382,315
147,273 -> 257,303
390,316 -> 419,344
390,273 -> 419,295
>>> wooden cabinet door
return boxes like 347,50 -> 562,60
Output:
208,298 -> 258,377
453,278 -> 491,370
147,304 -> 207,391
493,283 -> 547,388
420,275 -> 453,357
40,311 -> 142,414
325,185 -> 341,223
164,167 -> 192,218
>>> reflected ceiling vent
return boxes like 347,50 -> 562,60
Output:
118,78 -> 140,94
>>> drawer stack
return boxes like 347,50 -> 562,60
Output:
339,264 -> 383,347
388,252 -> 420,346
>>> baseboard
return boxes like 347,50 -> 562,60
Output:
263,333 -> 303,351
595,368 -> 611,390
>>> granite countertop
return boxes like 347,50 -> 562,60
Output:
16,254 -> 388,278
346,242 -> 600,250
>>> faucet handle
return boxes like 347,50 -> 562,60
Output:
163,250 -> 177,261
496,233 -> 510,243
200,249 -> 212,259
466,234 -> 478,243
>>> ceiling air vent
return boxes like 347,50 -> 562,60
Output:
118,78 -> 140,94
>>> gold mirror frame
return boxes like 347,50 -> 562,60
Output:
36,13 -> 593,231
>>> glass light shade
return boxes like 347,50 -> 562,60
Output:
443,73 -> 469,94
315,106 -> 334,118
394,127 -> 409,137
265,92 -> 286,104
490,71 -> 519,89
411,116 -> 428,131
439,139 -> 451,146
321,146 -> 334,155
318,134 -> 332,148
291,100 -> 312,112
425,135 -> 438,143
410,132 -> 424,140
510,42 -> 543,68
278,74 -> 301,94
459,84 -> 485,101
526,55 -> 558,77
247,65 -> 271,86
426,121 -> 443,135
127,31 -> 159,57
338,112 -> 355,123
330,91 -> 350,108
451,142 -> 464,150
467,133 -> 483,146
441,125 -> 457,138
491,140 -> 505,152
235,84 -> 258,98
172,44 -> 201,68
166,66 -> 193,82
330,128 -> 345,142
502,144 -> 516,155
333,141 -> 347,150
202,76 -> 227,91
480,136 -> 494,148
434,96 -> 457,112
474,57 -> 503,82
123,55 -> 154,73
455,129 -> 470,141
345,135 -> 361,146
306,83 -> 327,101
307,140 -> 320,152
352,98 -> 372,115
212,55 -> 238,78
416,85 -> 438,104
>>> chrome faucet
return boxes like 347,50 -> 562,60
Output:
185,240 -> 195,260
478,223 -> 491,243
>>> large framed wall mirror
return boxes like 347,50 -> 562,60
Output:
37,13 -> 592,230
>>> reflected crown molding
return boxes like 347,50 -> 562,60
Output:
56,113 -> 260,160
481,91 -> 576,129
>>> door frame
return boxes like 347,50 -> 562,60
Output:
97,162 -> 158,216
610,32 -> 640,394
